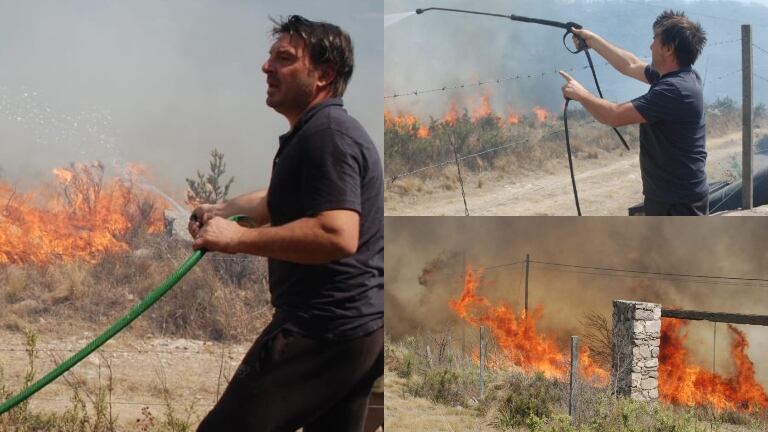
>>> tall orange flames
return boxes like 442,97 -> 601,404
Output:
449,265 -> 608,383
659,318 -> 768,411
0,162 -> 167,265
449,264 -> 768,411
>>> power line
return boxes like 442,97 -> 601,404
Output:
534,265 -> 768,289
457,258 -> 768,288
529,260 -> 768,283
421,260 -> 525,282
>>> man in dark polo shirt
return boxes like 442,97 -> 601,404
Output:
188,15 -> 383,431
559,11 -> 708,215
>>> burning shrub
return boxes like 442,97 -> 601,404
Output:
0,161 -> 167,265
659,319 -> 768,411
449,265 -> 609,383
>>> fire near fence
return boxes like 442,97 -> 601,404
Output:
411,264 -> 768,419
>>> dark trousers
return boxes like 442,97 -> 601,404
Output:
644,195 -> 709,216
197,320 -> 384,432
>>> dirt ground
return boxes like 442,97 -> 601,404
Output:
386,130 -> 753,216
0,327 -> 251,426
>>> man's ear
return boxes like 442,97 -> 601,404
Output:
316,64 -> 337,92
663,44 -> 675,60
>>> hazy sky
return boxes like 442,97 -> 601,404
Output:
0,0 -> 382,200
385,0 -> 767,119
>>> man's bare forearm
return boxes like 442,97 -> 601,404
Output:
192,210 -> 360,264
588,35 -> 646,77
217,189 -> 270,226
231,214 -> 358,264
578,92 -> 619,126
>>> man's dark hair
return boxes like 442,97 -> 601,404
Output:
652,10 -> 707,67
271,15 -> 354,98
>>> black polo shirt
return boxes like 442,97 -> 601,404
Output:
266,98 -> 383,340
631,65 -> 707,203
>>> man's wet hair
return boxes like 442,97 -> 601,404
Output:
271,15 -> 354,97
652,10 -> 707,67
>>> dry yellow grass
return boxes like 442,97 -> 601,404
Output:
384,369 -> 508,432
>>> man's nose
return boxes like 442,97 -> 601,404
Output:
262,59 -> 272,74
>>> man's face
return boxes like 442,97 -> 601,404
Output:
650,32 -> 674,70
261,33 -> 319,116
650,34 -> 662,69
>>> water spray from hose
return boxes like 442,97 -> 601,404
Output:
385,11 -> 417,28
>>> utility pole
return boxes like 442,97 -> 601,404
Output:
742,24 -> 753,210
524,253 -> 530,314
713,323 -> 717,376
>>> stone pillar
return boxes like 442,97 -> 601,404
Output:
612,300 -> 661,401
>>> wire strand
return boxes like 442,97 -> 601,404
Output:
529,260 -> 768,283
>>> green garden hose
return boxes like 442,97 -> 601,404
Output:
0,215 -> 248,415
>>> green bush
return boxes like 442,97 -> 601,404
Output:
406,368 -> 466,406
579,396 -> 712,432
496,372 -> 564,428
394,351 -> 418,379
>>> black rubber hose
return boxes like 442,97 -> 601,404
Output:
563,99 -> 582,216
583,49 -> 630,150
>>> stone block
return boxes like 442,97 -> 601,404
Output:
645,320 -> 661,333
641,378 -> 658,390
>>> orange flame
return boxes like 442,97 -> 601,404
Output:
0,162 -> 168,265
385,91 -> 552,129
385,110 -> 431,139
449,265 -> 608,383
659,319 -> 768,411
471,92 -> 493,121
532,106 -> 549,122
384,110 -> 418,129
441,102 -> 459,126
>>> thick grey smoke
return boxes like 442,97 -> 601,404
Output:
385,0 -> 768,120
0,0 -> 382,199
385,216 -> 768,384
